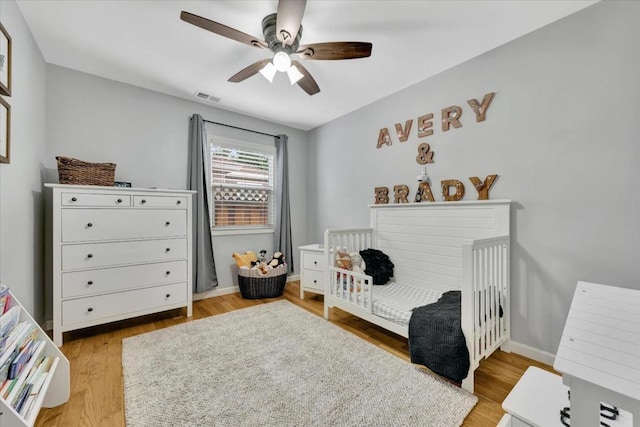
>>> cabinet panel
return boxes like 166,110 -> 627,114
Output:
61,192 -> 131,207
61,282 -> 187,327
61,238 -> 187,270
62,260 -> 188,298
61,209 -> 186,242
303,252 -> 325,271
301,269 -> 324,291
133,195 -> 187,208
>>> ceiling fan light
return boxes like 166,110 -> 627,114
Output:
259,62 -> 277,83
286,65 -> 304,85
272,51 -> 291,72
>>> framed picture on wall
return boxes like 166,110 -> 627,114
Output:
0,22 -> 11,97
0,97 -> 9,164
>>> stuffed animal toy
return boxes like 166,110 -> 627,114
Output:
258,262 -> 271,275
335,250 -> 352,270
349,252 -> 367,292
268,251 -> 286,268
232,251 -> 258,268
349,252 -> 366,275
258,249 -> 268,263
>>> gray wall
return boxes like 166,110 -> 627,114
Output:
307,1 -> 640,355
45,65 -> 309,316
0,1 -> 48,321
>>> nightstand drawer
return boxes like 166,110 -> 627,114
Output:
301,269 -> 324,291
303,252 -> 325,271
62,192 -> 131,207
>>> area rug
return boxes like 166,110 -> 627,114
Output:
122,300 -> 477,426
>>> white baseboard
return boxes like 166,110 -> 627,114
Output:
193,286 -> 240,301
287,274 -> 300,282
510,340 -> 556,366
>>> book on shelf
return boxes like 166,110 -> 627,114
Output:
0,284 -> 10,315
13,382 -> 32,413
4,340 -> 46,406
9,340 -> 44,380
0,306 -> 20,349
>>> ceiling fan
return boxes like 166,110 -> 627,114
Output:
180,0 -> 373,96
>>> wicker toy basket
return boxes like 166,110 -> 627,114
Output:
237,264 -> 288,299
56,156 -> 116,186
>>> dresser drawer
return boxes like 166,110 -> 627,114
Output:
301,269 -> 324,291
303,252 -> 325,271
62,238 -> 187,270
133,195 -> 187,208
61,282 -> 187,327
61,260 -> 188,298
61,192 -> 131,207
61,209 -> 187,242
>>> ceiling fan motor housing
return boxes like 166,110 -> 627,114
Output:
262,13 -> 302,53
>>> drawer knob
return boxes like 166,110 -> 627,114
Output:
87,280 -> 94,285
71,197 -> 77,202
87,307 -> 94,312
176,200 -> 181,205
117,198 -> 123,204
87,222 -> 93,228
87,254 -> 93,259
165,293 -> 171,298
165,221 -> 171,226
140,199 -> 146,204
165,248 -> 171,252
313,280 -> 317,284
166,271 -> 171,275
314,261 -> 318,265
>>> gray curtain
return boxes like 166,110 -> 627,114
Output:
188,114 -> 218,292
274,134 -> 294,274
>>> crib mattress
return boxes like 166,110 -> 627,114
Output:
372,282 -> 442,327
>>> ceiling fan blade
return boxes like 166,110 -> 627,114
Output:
228,59 -> 272,83
297,42 -> 373,60
276,0 -> 307,45
291,60 -> 320,96
181,11 -> 267,49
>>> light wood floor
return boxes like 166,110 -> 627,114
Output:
36,281 -> 553,426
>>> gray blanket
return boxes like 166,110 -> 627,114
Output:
408,291 -> 470,384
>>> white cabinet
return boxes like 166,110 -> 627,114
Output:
299,244 -> 326,299
502,366 -> 633,427
46,184 -> 195,347
0,290 -> 70,426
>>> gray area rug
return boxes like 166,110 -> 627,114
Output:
122,300 -> 477,426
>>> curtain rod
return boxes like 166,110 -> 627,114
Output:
203,119 -> 278,138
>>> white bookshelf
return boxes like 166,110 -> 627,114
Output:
0,291 -> 70,427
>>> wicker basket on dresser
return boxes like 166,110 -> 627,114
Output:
45,184 -> 195,346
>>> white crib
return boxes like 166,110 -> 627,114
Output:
323,200 -> 511,393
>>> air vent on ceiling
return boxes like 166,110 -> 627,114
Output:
194,91 -> 221,103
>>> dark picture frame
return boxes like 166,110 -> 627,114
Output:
0,96 -> 9,164
0,22 -> 11,97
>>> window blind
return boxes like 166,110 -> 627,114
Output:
210,144 -> 274,228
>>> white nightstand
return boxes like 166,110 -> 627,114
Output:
501,366 -> 632,426
299,244 -> 326,299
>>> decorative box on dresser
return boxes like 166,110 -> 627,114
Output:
299,244 -> 326,299
46,184 -> 195,347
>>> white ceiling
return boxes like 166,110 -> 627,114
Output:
17,0 -> 596,131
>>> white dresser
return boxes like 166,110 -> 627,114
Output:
299,244 -> 326,299
46,184 -> 194,346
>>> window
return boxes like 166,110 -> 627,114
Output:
209,136 -> 275,234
